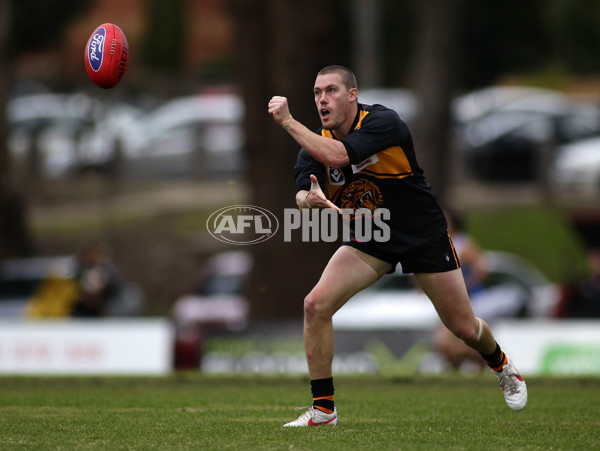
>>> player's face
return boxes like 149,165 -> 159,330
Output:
314,73 -> 356,132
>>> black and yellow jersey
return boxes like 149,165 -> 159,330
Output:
294,102 -> 448,254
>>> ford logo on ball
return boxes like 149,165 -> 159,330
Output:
207,205 -> 279,245
88,26 -> 106,72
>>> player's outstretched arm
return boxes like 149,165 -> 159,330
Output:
268,96 -> 349,168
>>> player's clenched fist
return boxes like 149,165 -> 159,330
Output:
268,96 -> 294,131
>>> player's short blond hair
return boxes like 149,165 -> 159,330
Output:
317,65 -> 357,91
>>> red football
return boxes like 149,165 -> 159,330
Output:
84,23 -> 129,89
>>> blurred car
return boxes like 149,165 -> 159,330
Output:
453,86 -> 600,182
0,255 -> 144,318
172,250 -> 251,369
552,136 -> 600,195
172,250 -> 250,332
333,251 -> 560,330
116,89 -> 413,180
8,93 -> 143,178
120,92 -> 245,178
172,249 -> 558,334
359,88 -> 418,125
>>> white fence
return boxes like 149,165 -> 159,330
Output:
0,319 -> 173,375
493,320 -> 600,376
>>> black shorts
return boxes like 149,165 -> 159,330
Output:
345,232 -> 461,274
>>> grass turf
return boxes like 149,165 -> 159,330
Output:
0,374 -> 599,450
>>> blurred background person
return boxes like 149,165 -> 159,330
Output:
557,247 -> 600,318
71,242 -> 123,317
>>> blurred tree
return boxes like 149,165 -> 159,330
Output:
141,0 -> 186,70
0,0 -> 33,258
459,0 -> 551,88
547,0 -> 600,73
351,0 -> 383,88
408,0 -> 464,204
0,0 -> 95,258
380,0 -> 415,87
380,0 -> 590,90
10,0 -> 95,54
227,0 -> 347,318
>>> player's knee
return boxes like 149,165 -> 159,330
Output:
303,291 -> 333,319
454,322 -> 479,342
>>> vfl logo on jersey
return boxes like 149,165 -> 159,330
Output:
340,179 -> 384,211
328,167 -> 345,186
352,155 -> 379,173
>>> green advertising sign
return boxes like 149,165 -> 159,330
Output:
541,344 -> 600,375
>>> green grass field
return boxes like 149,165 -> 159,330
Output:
1,375 -> 598,450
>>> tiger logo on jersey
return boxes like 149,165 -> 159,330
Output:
340,178 -> 383,211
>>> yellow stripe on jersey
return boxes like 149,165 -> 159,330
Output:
359,145 -> 413,179
320,110 -> 371,140
355,109 -> 370,128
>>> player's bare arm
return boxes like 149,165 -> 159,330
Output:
295,175 -> 341,212
268,96 -> 349,168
